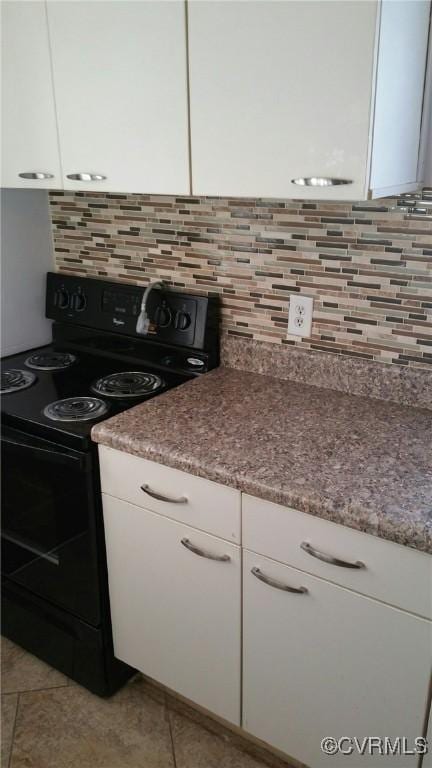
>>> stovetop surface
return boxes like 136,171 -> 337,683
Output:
1,273 -> 219,450
1,342 -> 189,450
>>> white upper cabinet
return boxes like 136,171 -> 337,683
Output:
46,0 -> 190,194
1,1 -> 62,189
2,0 -> 430,197
188,0 -> 431,200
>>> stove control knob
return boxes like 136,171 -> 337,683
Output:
55,289 -> 69,310
187,357 -> 205,369
174,311 -> 191,331
154,305 -> 172,328
71,292 -> 87,312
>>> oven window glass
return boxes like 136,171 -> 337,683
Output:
1,434 -> 100,625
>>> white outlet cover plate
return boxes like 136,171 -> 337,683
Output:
287,295 -> 314,338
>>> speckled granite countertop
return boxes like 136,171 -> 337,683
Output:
92,368 -> 432,554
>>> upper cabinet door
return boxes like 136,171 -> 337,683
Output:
46,1 -> 190,195
1,1 -> 62,189
188,1 -> 378,200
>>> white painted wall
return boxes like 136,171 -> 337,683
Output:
1,189 -> 53,356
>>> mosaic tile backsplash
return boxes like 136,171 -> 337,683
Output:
50,189 -> 432,370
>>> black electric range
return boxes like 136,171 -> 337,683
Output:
1,272 -> 219,696
1,342 -> 194,450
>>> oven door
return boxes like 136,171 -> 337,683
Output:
1,426 -> 101,625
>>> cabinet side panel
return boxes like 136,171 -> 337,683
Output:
370,0 -> 431,191
418,17 -> 432,186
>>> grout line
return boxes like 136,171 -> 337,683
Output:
166,705 -> 178,768
4,683 -> 71,696
7,692 -> 20,768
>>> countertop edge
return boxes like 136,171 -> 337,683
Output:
92,429 -> 432,556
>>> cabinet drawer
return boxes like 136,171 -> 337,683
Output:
99,446 -> 240,543
243,494 -> 432,618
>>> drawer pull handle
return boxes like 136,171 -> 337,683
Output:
66,173 -> 107,181
251,567 -> 308,594
300,541 -> 365,569
181,537 -> 230,562
19,172 -> 54,180
291,177 -> 353,187
140,484 -> 187,504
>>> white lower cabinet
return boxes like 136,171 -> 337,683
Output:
100,451 -> 431,767
102,493 -> 241,725
242,550 -> 432,767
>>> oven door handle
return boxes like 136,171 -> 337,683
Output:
2,433 -> 87,470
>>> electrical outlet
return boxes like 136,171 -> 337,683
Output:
287,295 -> 313,337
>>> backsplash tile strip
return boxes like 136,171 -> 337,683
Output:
49,189 -> 432,370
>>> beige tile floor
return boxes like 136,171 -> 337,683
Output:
1,637 -> 294,768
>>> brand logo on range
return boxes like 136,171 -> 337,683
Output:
112,317 -> 125,326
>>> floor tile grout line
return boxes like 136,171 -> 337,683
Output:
166,698 -> 233,749
166,700 -> 178,768
7,691 -> 20,768
164,699 -> 292,768
3,682 -> 71,696
2,639 -> 288,768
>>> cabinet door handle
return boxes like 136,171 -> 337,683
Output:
251,567 -> 308,594
66,173 -> 107,181
18,172 -> 54,180
291,177 -> 353,187
300,541 -> 365,569
181,537 -> 230,562
140,483 -> 187,504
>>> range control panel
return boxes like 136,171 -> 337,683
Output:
46,273 -> 218,351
